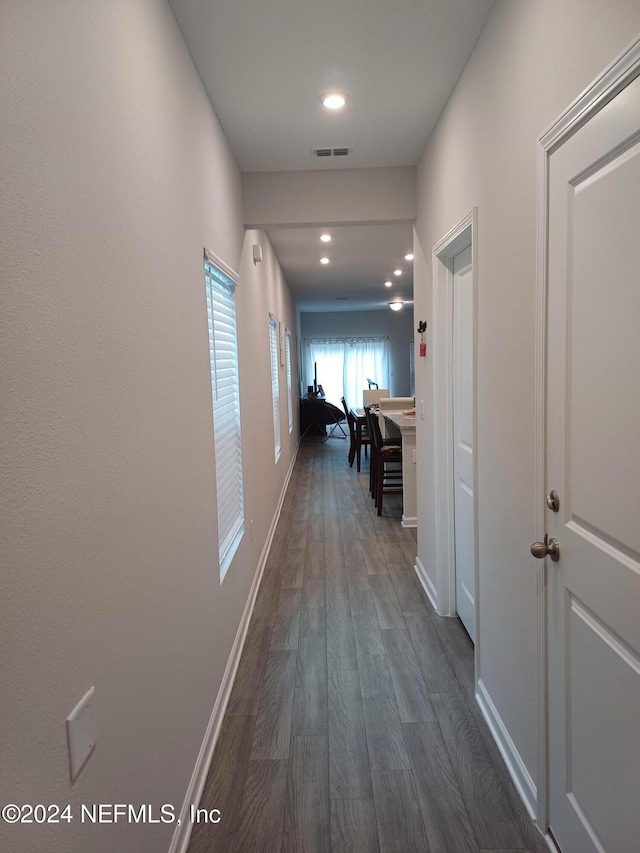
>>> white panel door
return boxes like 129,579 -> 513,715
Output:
546,71 -> 640,852
453,244 -> 475,642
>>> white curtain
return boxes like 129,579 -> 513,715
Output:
302,337 -> 390,408
343,338 -> 389,407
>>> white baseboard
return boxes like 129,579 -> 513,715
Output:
168,443 -> 298,853
401,515 -> 417,528
475,678 -> 537,818
544,832 -> 561,852
413,555 -> 438,612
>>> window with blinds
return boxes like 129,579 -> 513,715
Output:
285,329 -> 293,434
269,315 -> 281,462
204,250 -> 244,581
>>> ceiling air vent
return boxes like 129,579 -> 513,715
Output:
311,147 -> 354,158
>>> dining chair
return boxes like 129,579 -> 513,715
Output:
365,406 -> 403,515
340,396 -> 357,466
341,396 -> 370,472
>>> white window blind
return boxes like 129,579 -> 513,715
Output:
269,315 -> 281,462
285,329 -> 293,433
204,250 -> 244,580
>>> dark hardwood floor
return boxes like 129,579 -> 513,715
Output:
188,439 -> 548,853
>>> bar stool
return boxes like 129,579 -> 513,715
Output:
365,406 -> 403,515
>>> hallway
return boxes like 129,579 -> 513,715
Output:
188,440 -> 548,853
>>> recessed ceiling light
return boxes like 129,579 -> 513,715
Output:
320,233 -> 332,242
320,257 -> 330,265
384,281 -> 393,288
389,300 -> 404,311
322,93 -> 346,110
405,253 -> 414,261
394,269 -> 402,276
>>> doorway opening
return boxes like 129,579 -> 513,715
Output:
431,210 -> 479,649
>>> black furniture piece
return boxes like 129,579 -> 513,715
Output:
300,397 -> 346,441
341,397 -> 370,472
364,405 -> 403,515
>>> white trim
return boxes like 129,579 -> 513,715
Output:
203,248 -> 239,286
538,36 -> 640,154
534,87 -> 551,838
476,679 -> 537,817
168,443 -> 299,853
401,514 -> 417,529
431,210 -> 479,640
431,209 -> 475,257
534,33 -> 640,837
413,555 -> 438,612
544,831 -> 562,852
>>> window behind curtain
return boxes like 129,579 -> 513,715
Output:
285,329 -> 293,433
344,338 -> 389,406
302,336 -> 390,408
306,340 -> 344,403
269,315 -> 281,462
204,250 -> 244,581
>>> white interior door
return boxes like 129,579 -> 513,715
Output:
452,244 -> 475,642
545,69 -> 640,852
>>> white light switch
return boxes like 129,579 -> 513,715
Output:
420,399 -> 425,420
66,686 -> 96,781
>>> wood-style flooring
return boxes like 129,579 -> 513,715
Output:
188,439 -> 548,853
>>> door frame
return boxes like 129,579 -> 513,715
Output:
431,209 -> 479,640
535,35 -> 640,834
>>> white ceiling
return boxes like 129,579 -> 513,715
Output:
169,0 -> 496,310
267,223 -> 415,312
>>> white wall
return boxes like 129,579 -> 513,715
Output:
0,2 -> 297,851
300,309 -> 415,400
243,167 -> 416,227
414,0 -> 640,805
238,229 -> 299,543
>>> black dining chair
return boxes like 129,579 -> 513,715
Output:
341,396 -> 370,471
340,397 -> 356,466
365,405 -> 403,515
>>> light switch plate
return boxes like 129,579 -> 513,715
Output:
66,686 -> 96,781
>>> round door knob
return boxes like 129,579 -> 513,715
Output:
531,541 -> 549,558
530,536 -> 560,562
546,490 -> 560,512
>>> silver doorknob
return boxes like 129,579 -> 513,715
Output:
546,490 -> 560,512
530,535 -> 560,562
